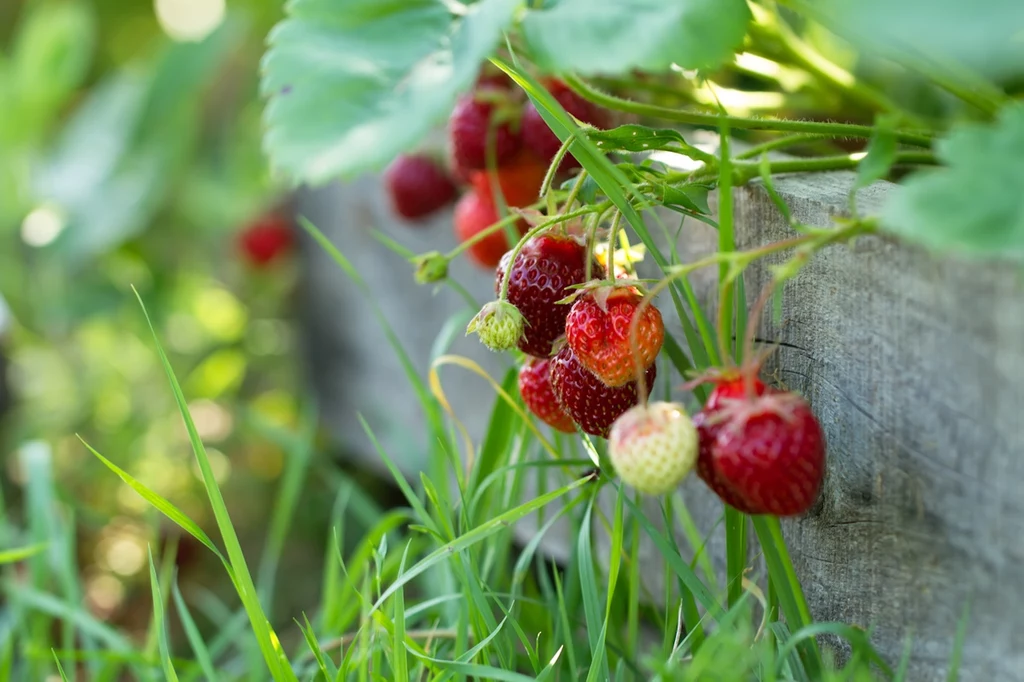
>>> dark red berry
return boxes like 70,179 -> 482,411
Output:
549,345 -> 655,438
384,154 -> 457,221
238,213 -> 294,267
496,233 -> 602,357
519,356 -> 576,433
454,190 -> 525,269
449,88 -> 521,174
522,80 -> 611,172
705,385 -> 826,517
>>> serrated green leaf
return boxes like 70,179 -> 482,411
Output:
587,125 -> 692,153
262,0 -> 520,183
522,0 -> 751,75
882,106 -> 1024,260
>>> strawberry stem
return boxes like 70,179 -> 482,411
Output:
604,211 -> 622,283
496,202 -> 601,301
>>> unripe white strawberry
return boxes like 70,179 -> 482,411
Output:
608,401 -> 698,495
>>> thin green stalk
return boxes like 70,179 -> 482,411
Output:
498,177 -> 594,300
674,151 -> 937,187
564,75 -> 934,148
735,133 -> 833,160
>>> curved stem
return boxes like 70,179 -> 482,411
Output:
735,133 -> 834,160
604,211 -> 622,282
564,75 -> 935,148
673,150 -> 937,187
497,201 -> 603,300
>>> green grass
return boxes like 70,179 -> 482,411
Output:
0,222 -> 970,681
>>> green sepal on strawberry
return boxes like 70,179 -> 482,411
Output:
564,284 -> 664,387
466,300 -> 525,352
496,232 -> 603,358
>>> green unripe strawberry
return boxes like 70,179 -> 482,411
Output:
608,401 -> 698,495
466,300 -> 525,352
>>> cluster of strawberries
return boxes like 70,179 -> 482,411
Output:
474,228 -> 825,515
384,73 -> 610,268
487,232 -> 665,440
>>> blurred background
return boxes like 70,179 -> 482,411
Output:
0,0 -> 361,644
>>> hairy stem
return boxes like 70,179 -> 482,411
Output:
564,75 -> 935,148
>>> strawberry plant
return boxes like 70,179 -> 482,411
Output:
249,0 -> 1022,678
0,0 -> 1015,678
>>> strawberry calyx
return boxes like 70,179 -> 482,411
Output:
702,389 -> 809,434
467,300 -> 526,352
412,251 -> 449,284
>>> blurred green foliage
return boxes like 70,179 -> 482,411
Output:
0,0 -> 322,635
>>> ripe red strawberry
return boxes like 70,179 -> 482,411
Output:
549,345 -> 655,438
238,212 -> 294,267
495,233 -> 602,358
469,148 -> 549,209
564,286 -> 664,387
454,190 -> 525,269
705,385 -> 826,516
449,87 -> 521,174
519,356 -> 576,433
694,377 -> 768,514
522,80 -> 612,172
384,154 -> 457,220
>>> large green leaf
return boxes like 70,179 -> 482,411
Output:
819,0 -> 1024,82
262,0 -> 521,183
521,0 -> 750,75
882,105 -> 1024,260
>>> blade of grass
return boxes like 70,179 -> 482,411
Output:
147,549 -> 179,682
256,401 -> 318,611
391,545 -> 410,682
621,491 -> 723,620
297,613 -> 340,680
132,288 -> 296,682
0,544 -> 46,564
172,581 -> 219,682
80,440 -> 226,566
752,516 -> 821,676
577,496 -> 609,680
372,474 -> 595,615
947,601 -> 970,682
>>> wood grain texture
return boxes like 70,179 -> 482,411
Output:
298,169 -> 1023,680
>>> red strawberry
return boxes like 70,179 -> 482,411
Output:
238,213 -> 294,267
564,286 -> 664,387
549,345 -> 655,438
469,148 -> 550,209
449,87 -> 521,174
495,233 -> 602,358
522,80 -> 611,172
384,154 -> 457,221
694,377 -> 768,514
705,386 -> 826,517
519,356 -> 576,433
454,190 -> 525,269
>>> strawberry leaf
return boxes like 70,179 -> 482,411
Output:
521,0 -> 751,75
819,0 -> 1024,82
261,0 -> 519,184
882,106 -> 1024,260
